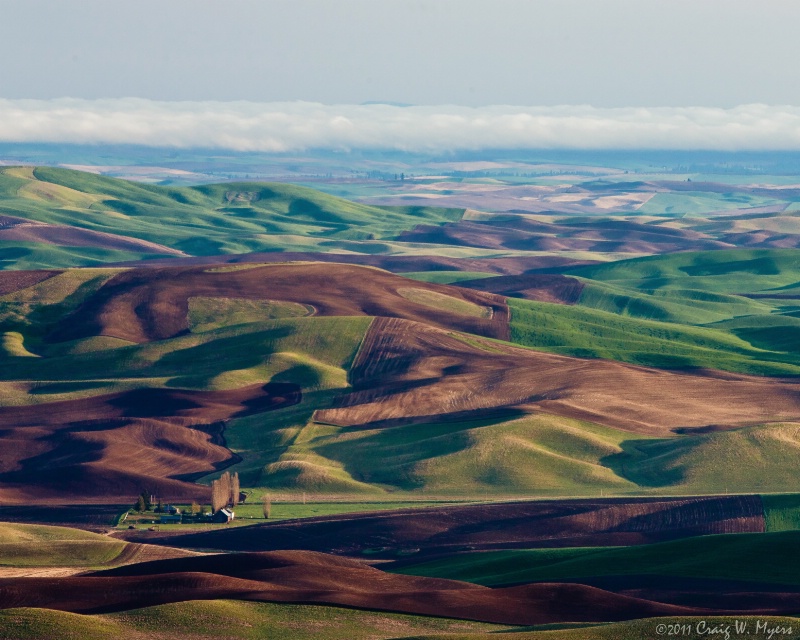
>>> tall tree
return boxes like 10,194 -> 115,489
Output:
211,472 -> 234,512
211,478 -> 225,513
231,472 -> 240,506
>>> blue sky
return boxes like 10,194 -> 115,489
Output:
1,1 -> 799,151
3,0 -> 799,107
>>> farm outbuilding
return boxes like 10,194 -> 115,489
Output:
211,508 -> 235,523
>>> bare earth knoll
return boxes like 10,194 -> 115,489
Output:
456,273 -> 585,303
0,550 -> 704,623
49,263 -> 509,344
0,269 -> 60,295
316,318 -> 800,434
111,251 -> 598,274
0,383 -> 300,504
399,219 -> 731,253
0,219 -> 185,256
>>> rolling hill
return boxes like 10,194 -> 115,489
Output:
4,166 -> 800,636
0,166 -> 465,268
3,257 -> 800,501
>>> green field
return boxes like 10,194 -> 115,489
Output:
570,248 -> 800,295
0,523 -> 126,568
7,261 -> 800,497
307,413 -> 641,495
397,287 -> 492,318
401,271 -> 498,284
13,604 -> 793,640
637,190 -> 784,215
407,617 -> 800,640
509,297 -> 800,375
0,167 -> 466,268
187,297 -> 313,332
763,493 -> 800,531
576,279 -> 771,325
0,316 -> 371,406
606,424 -> 800,493
392,531 -> 800,587
6,172 -> 800,501
504,249 -> 800,375
234,411 -> 800,497
0,600 -> 513,640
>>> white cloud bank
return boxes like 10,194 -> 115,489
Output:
1,99 -> 800,152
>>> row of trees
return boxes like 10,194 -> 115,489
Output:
133,491 -> 152,513
133,486 -> 274,520
211,471 -> 240,512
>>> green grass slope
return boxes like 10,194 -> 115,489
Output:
0,523 -> 126,567
0,269 -> 120,350
760,493 -> 800,532
8,268 -> 800,497
302,413 -> 642,495
0,600 -> 511,640
401,271 -> 498,284
576,280 -> 771,325
0,167 -> 465,268
0,316 -> 370,406
570,248 -> 800,295
0,242 -> 173,270
187,297 -> 313,333
606,423 -> 800,493
392,531 -> 800,587
409,617 -> 800,640
216,414 -> 800,497
508,297 -> 800,375
637,190 -> 784,215
502,249 -> 800,377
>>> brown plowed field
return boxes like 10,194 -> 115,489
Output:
0,550 -> 705,623
109,542 -> 203,566
48,263 -> 509,343
0,270 -> 60,295
399,220 -> 732,253
0,223 -> 185,255
0,383 -> 300,504
563,575 -> 800,612
118,496 -> 764,557
315,318 -> 800,433
456,274 -> 585,303
110,251 -> 599,274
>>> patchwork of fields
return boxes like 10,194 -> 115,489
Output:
3,166 -> 800,637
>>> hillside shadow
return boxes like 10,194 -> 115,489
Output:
315,411 -> 526,491
289,198 -> 348,226
600,438 -> 686,488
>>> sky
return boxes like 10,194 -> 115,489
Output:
1,0 -> 800,151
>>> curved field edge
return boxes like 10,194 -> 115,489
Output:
390,531 -> 800,587
508,297 -> 800,376
408,617 -> 800,640
0,600 -> 513,640
505,248 -> 800,377
0,523 -> 126,568
1,607 -> 797,640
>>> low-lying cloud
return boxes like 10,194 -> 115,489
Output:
1,99 -> 800,152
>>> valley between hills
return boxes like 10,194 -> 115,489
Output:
2,164 -> 800,638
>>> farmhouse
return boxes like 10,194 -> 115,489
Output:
211,508 -> 235,523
